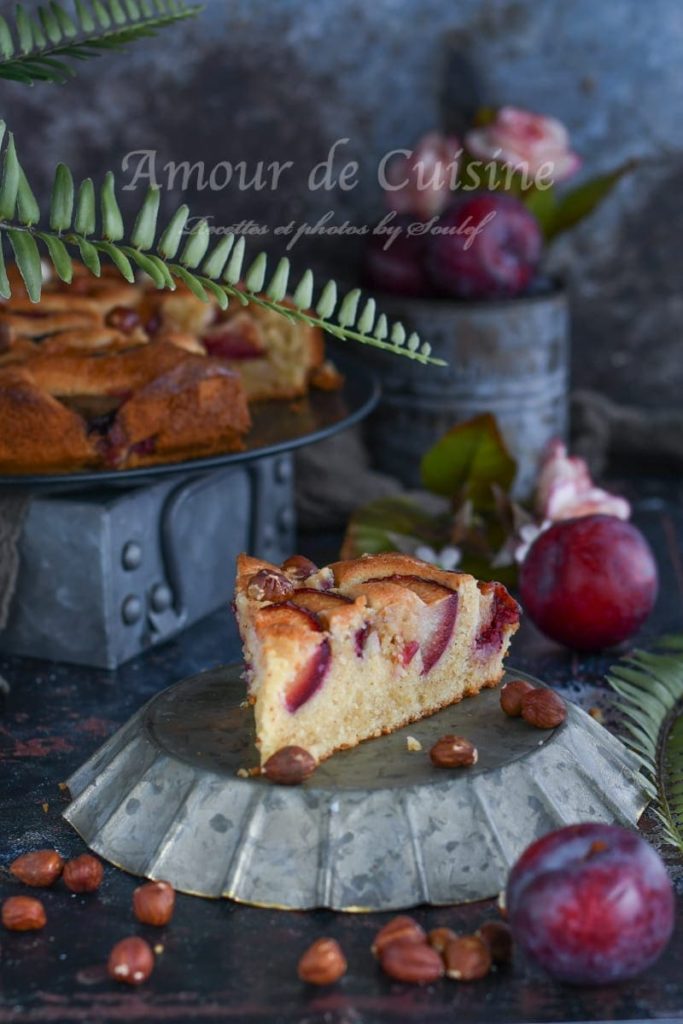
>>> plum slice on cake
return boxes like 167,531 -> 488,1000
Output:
234,552 -> 520,766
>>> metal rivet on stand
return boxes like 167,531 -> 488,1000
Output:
121,542 -> 142,571
122,596 -> 142,625
150,584 -> 173,613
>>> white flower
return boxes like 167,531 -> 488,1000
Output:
414,544 -> 462,571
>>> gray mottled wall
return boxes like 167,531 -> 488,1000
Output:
4,0 -> 682,406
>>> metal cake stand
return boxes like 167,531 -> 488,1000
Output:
64,667 -> 649,911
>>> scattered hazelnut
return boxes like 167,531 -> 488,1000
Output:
105,306 -> 141,334
588,706 -> 604,723
281,555 -> 318,580
427,927 -> 458,953
107,936 -> 154,986
133,881 -> 175,926
521,688 -> 567,729
406,736 -> 422,752
444,935 -> 492,981
380,940 -> 444,984
2,895 -> 46,931
10,849 -> 64,887
429,735 -> 478,769
247,569 -> 294,603
500,679 -> 536,717
476,920 -> 513,965
297,938 -> 347,985
371,915 -> 426,957
263,746 -> 317,785
63,853 -> 104,893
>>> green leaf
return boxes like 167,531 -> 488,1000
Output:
522,184 -> 557,239
0,134 -> 20,220
266,257 -> 289,302
170,263 -> 207,300
338,288 -> 360,328
223,235 -> 245,283
180,217 -> 210,268
74,0 -> 96,31
201,233 -> 234,279
316,280 -> 337,319
7,227 -> 42,300
97,240 -> 134,281
0,240 -> 10,298
546,161 -> 636,240
75,235 -> 101,275
15,6 -> 34,52
39,3 -> 63,44
37,230 -> 72,281
92,0 -> 112,27
357,298 -> 376,335
342,496 -> 451,560
198,275 -> 228,309
131,185 -> 160,250
74,178 -> 96,236
49,162 -> 74,231
0,17 -> 15,58
157,204 -> 188,259
244,252 -> 267,292
123,244 -> 165,287
292,269 -> 313,310
420,412 -> 517,507
109,0 -> 127,25
51,2 -> 78,37
100,171 -> 124,240
17,166 -> 40,225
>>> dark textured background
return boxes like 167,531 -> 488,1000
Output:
4,0 -> 681,405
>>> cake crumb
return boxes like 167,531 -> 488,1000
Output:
406,736 -> 422,752
588,706 -> 604,724
236,767 -> 261,778
154,944 -> 164,955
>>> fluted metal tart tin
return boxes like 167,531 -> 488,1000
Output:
64,666 -> 649,911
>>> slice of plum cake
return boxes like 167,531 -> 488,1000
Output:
234,552 -> 520,765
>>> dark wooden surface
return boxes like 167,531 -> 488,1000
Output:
2,480 -> 683,1024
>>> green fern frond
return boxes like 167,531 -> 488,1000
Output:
0,126 -> 444,364
0,0 -> 202,84
608,635 -> 683,852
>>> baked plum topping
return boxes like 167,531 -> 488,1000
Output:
285,639 -> 331,713
420,593 -> 459,674
202,329 -> 265,361
105,306 -> 141,333
354,624 -> 371,657
475,584 -> 520,657
401,640 -> 419,667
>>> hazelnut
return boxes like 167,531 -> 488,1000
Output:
380,940 -> 444,984
429,735 -> 478,769
63,853 -> 103,893
107,936 -> 154,985
133,881 -> 175,926
521,688 -> 567,729
476,920 -> 513,965
297,938 -> 347,985
427,926 -> 459,953
263,746 -> 317,785
371,915 -> 426,957
444,935 -> 492,981
281,555 -> 318,580
10,849 -> 64,887
2,895 -> 46,931
500,679 -> 536,717
247,569 -> 294,603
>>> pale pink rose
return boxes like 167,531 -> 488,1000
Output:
384,132 -> 462,219
465,107 -> 581,183
536,441 -> 631,522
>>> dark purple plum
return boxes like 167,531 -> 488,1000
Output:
364,215 -> 433,298
519,515 -> 658,651
426,194 -> 542,300
507,823 -> 674,985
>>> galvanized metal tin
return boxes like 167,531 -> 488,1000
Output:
363,289 -> 569,497
64,666 -> 648,911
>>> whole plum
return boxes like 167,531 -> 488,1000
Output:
507,823 -> 674,985
519,515 -> 658,651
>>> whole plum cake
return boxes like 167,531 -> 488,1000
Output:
234,552 -> 520,765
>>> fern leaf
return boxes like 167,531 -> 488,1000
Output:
608,636 -> 683,853
0,241 -> 10,298
0,143 -> 446,365
0,0 -> 202,84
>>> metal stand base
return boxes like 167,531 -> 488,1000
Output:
64,667 -> 649,911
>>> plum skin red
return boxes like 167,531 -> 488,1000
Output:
519,515 -> 658,651
506,823 -> 674,985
